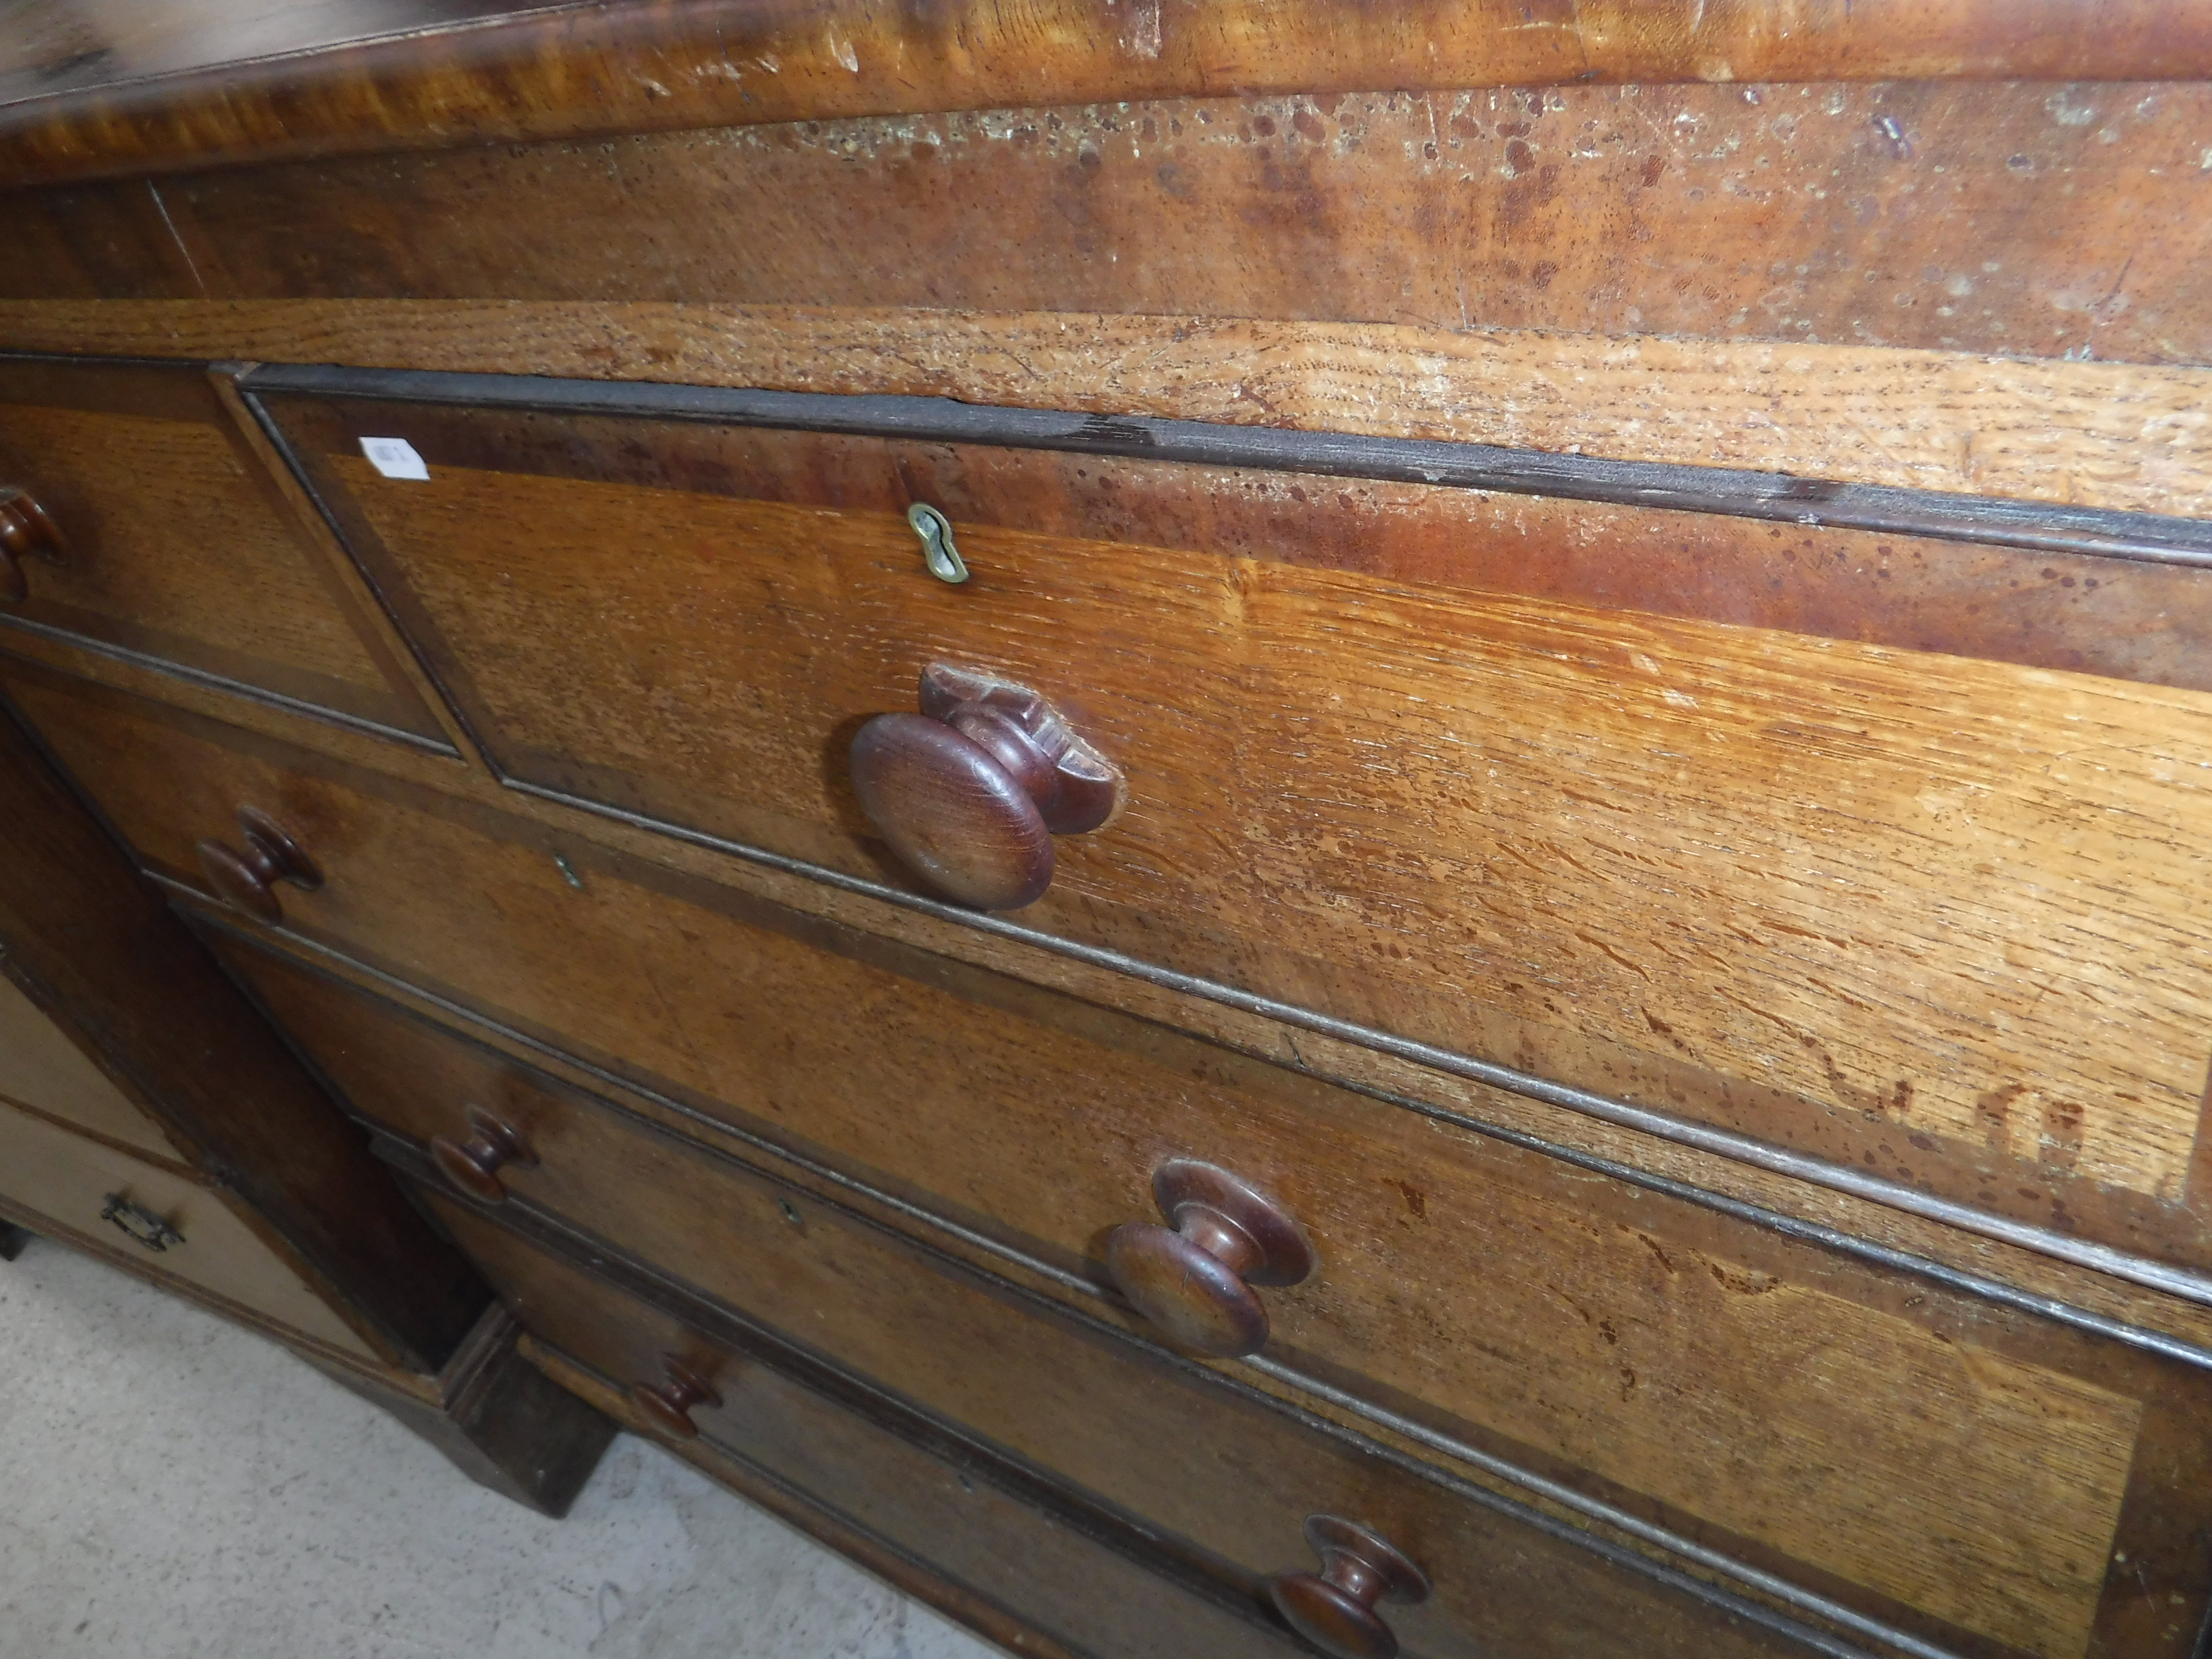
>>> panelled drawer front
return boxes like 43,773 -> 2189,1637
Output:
0,1095 -> 373,1357
0,971 -> 177,1157
433,1202 -> 1292,1659
409,1169 -> 1818,1659
263,391 -> 2212,1265
24,666 -> 2210,1659
0,360 -> 442,737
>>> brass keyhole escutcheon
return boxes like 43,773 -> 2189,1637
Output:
908,502 -> 969,584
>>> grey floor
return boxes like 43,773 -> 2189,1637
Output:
0,1236 -> 1002,1659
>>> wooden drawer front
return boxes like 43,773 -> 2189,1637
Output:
0,1094 -> 373,1357
433,1201 -> 1292,1659
23,667 -> 2209,1659
0,971 -> 176,1157
262,389 -> 2212,1271
0,360 -> 442,739
412,1179 -> 1823,1659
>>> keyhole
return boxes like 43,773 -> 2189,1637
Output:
908,503 -> 969,585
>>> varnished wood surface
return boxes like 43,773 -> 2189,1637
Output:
204,879 -> 2206,1656
0,358 -> 444,737
5,1 -> 2210,188
11,81 -> 2209,370
0,680 -> 485,1368
24,603 -> 2211,1365
11,303 -> 2211,517
45,602 -> 2212,1638
264,385 -> 2212,715
0,1093 -> 377,1356
241,406 -> 2212,1261
7,16 -> 2208,1641
412,1175 -> 1841,1659
21,602 -> 2212,1308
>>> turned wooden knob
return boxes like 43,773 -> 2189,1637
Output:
0,487 -> 68,603
629,1356 -> 721,1440
430,1106 -> 537,1204
849,662 -> 1124,911
1269,1515 -> 1431,1659
195,805 -> 322,923
1104,1160 -> 1315,1358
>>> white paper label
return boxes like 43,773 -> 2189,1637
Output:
359,437 -> 430,481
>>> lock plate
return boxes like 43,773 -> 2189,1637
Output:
100,1192 -> 184,1253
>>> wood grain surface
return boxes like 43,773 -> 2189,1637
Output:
5,0 -> 2209,188
0,681 -> 487,1370
12,301 -> 2211,516
36,582 -> 2212,1646
0,358 -> 444,735
412,1179 -> 1833,1659
11,657 -> 2181,1651
269,393 -> 2212,705
12,81 -> 2208,370
258,428 -> 2212,1233
218,925 -> 2188,1657
20,597 -> 2212,1360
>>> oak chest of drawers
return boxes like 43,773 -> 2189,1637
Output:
10,5 -> 2212,1657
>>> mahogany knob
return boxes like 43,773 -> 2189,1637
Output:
1269,1515 -> 1431,1659
0,487 -> 68,603
629,1356 -> 721,1440
849,661 -> 1124,911
429,1106 -> 537,1204
1104,1159 -> 1315,1358
195,805 -> 322,923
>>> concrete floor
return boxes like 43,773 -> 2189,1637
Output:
0,1236 -> 1003,1659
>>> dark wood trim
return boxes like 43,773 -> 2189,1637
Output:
0,610 -> 460,757
0,1085 -> 198,1176
204,361 -> 481,761
5,303 -> 2193,517
240,361 -> 2212,572
0,687 -> 487,1369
